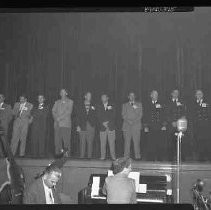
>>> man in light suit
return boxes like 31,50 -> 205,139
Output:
102,157 -> 137,204
97,93 -> 116,160
122,92 -> 143,160
52,89 -> 73,156
10,95 -> 33,157
0,94 -> 13,157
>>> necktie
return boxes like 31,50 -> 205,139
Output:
131,102 -> 134,106
49,190 -> 54,204
85,104 -> 90,113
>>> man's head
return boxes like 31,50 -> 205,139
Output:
128,92 -> 136,102
101,94 -> 109,104
43,166 -> 62,189
60,89 -> 68,99
19,95 -> 27,104
171,89 -> 179,99
38,95 -> 45,104
0,94 -> 5,103
150,90 -> 158,101
84,92 -> 92,102
195,89 -> 203,100
112,157 -> 132,176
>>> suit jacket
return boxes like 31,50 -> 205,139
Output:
102,173 -> 137,204
122,101 -> 143,131
23,177 -> 61,204
97,102 -> 116,131
75,102 -> 97,130
166,98 -> 186,125
143,100 -> 166,130
13,102 -> 33,121
52,98 -> 73,128
0,103 -> 13,132
191,99 -> 210,127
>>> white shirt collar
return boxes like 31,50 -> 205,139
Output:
42,178 -> 54,204
152,100 -> 157,104
0,102 -> 3,108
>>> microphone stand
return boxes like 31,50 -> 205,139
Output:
175,131 -> 183,203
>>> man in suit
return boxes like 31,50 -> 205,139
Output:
191,90 -> 211,161
102,157 -> 137,204
0,94 -> 13,157
30,94 -> 49,158
97,93 -> 116,160
52,89 -> 73,156
76,92 -> 97,158
122,92 -> 143,160
10,95 -> 33,157
166,89 -> 187,161
23,161 -> 62,204
143,90 -> 167,161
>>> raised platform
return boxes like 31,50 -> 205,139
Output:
1,158 -> 211,204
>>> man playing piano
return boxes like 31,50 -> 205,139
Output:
102,157 -> 137,204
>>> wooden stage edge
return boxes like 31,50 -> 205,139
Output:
12,158 -> 211,171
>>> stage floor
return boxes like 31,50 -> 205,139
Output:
1,158 -> 211,204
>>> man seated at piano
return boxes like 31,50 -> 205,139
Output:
102,157 -> 137,204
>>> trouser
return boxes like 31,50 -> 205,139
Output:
11,118 -> 29,156
0,123 -> 8,157
100,130 -> 116,159
146,129 -> 167,161
54,126 -> 71,155
194,125 -> 210,161
31,125 -> 46,157
123,128 -> 141,159
79,123 -> 95,158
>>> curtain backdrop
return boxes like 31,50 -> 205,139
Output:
0,8 -> 211,158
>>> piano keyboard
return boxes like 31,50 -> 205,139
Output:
91,195 -> 164,203
136,198 -> 164,203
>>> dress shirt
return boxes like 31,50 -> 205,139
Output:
152,100 -> 157,104
38,103 -> 44,109
42,178 -> 54,204
103,102 -> 108,111
0,102 -> 3,109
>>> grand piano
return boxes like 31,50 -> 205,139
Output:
78,171 -> 174,204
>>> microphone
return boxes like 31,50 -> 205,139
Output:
177,117 -> 188,133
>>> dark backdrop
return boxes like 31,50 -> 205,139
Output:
0,8 -> 211,158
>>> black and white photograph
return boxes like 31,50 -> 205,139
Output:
0,5 -> 210,209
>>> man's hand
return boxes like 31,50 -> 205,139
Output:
144,127 -> 149,133
76,126 -> 81,132
103,121 -> 109,128
172,121 -> 177,128
29,116 -> 33,124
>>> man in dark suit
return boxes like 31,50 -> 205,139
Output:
191,90 -> 211,161
30,94 -> 49,158
76,92 -> 97,159
166,89 -> 187,161
122,92 -> 143,160
23,159 -> 63,204
0,94 -> 13,157
143,90 -> 167,161
102,157 -> 137,204
97,93 -> 116,160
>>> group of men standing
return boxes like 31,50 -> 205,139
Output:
0,88 -> 210,161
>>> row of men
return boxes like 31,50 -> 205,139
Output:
0,88 -> 210,161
